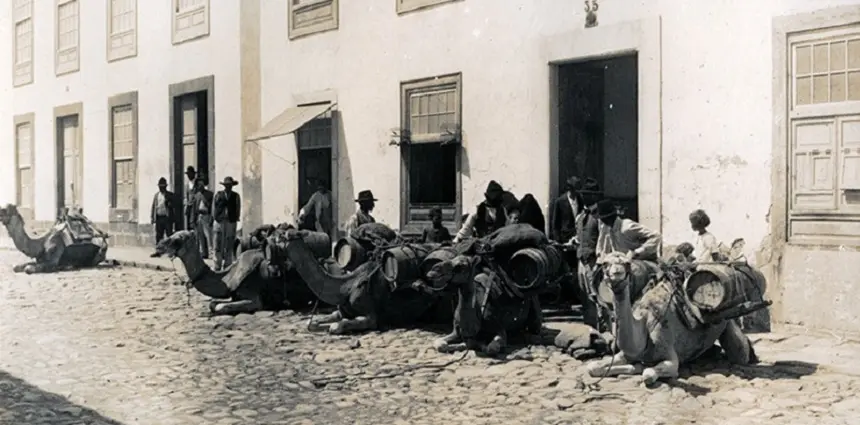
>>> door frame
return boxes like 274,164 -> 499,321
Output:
53,102 -> 84,218
168,75 -> 215,230
543,17 -> 663,233
294,89 -> 339,236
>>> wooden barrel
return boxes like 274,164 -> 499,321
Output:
508,246 -> 563,290
334,237 -> 367,270
264,231 -> 331,265
381,244 -> 433,283
684,263 -> 767,316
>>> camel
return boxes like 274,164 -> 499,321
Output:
586,251 -> 759,385
267,228 -> 452,334
152,230 -> 319,314
0,204 -> 108,274
418,254 -> 543,356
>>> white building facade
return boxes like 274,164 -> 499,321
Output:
0,0 -> 250,245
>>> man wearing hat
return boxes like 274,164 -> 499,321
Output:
453,180 -> 518,243
191,176 -> 214,259
344,190 -> 377,237
297,178 -> 334,241
183,166 -> 197,231
150,177 -> 176,245
594,199 -> 662,262
572,178 -> 606,329
549,176 -> 585,244
212,176 -> 241,270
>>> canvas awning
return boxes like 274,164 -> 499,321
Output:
246,102 -> 336,142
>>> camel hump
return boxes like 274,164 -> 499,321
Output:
221,249 -> 266,292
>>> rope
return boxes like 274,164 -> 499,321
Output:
168,257 -> 193,307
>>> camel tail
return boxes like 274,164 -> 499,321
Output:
282,236 -> 364,306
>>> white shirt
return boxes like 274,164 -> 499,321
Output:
693,231 -> 719,263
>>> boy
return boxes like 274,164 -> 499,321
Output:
422,207 -> 452,243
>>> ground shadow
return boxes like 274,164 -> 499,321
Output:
0,370 -> 125,425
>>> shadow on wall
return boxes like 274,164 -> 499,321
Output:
336,113 -> 354,240
0,369 -> 125,424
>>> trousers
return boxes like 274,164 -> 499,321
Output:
196,214 -> 213,258
154,215 -> 173,245
213,220 -> 237,269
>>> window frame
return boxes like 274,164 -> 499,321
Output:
288,0 -> 339,40
12,0 -> 34,87
107,91 -> 139,223
13,113 -> 35,221
399,73 -> 463,235
106,0 -> 138,62
55,0 -> 80,76
779,18 -> 860,247
171,0 -> 210,45
396,0 -> 460,15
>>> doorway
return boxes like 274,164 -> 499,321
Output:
556,54 -> 639,220
296,112 -> 334,230
172,90 -> 209,230
56,114 -> 82,215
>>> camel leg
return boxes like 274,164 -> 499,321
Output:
483,329 -> 508,356
12,262 -> 35,273
210,299 -> 263,315
719,319 -> 759,365
587,352 -> 643,378
329,315 -> 378,335
434,330 -> 465,353
642,356 -> 680,386
310,310 -> 343,325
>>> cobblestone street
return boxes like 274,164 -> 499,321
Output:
1,250 -> 859,425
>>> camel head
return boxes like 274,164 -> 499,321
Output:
0,204 -> 20,226
423,255 -> 479,288
598,251 -> 633,294
152,230 -> 196,259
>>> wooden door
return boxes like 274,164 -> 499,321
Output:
180,96 -> 198,177
61,115 -> 82,209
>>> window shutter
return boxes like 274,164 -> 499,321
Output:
791,119 -> 837,211
840,118 -> 860,210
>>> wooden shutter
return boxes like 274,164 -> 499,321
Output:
62,116 -> 81,208
791,119 -> 837,211
181,97 -> 198,173
840,117 -> 860,210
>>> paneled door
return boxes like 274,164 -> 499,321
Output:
59,115 -> 82,211
180,95 -> 198,177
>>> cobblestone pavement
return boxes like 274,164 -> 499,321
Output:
1,250 -> 859,425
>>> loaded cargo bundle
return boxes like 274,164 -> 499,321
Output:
684,262 -> 771,323
334,223 -> 400,270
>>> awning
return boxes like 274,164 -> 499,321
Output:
246,102 -> 336,142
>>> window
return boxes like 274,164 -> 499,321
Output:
14,118 -> 34,216
107,0 -> 137,61
108,92 -> 139,221
288,0 -> 339,40
55,0 -> 80,75
13,0 -> 33,86
400,74 -> 462,232
787,25 -> 860,242
172,0 -> 209,44
396,0 -> 459,15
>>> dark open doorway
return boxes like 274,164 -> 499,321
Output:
296,111 -> 334,231
556,54 -> 639,220
172,90 -> 210,230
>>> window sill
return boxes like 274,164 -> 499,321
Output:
109,208 -> 137,224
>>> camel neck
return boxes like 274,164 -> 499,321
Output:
5,214 -> 45,257
176,246 -> 230,298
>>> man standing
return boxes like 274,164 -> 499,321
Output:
571,178 -> 604,329
212,176 -> 241,270
549,177 -> 584,244
344,190 -> 377,236
150,177 -> 175,245
183,166 -> 197,230
192,176 -> 214,259
595,199 -> 662,261
453,180 -> 518,243
297,178 -> 334,240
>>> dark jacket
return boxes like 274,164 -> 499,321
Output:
212,190 -> 241,223
422,225 -> 452,244
516,194 -> 546,236
549,194 -> 583,243
190,189 -> 214,224
575,204 -> 600,262
150,190 -> 176,222
474,191 -> 518,237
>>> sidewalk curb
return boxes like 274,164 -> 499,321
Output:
0,244 -> 180,272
